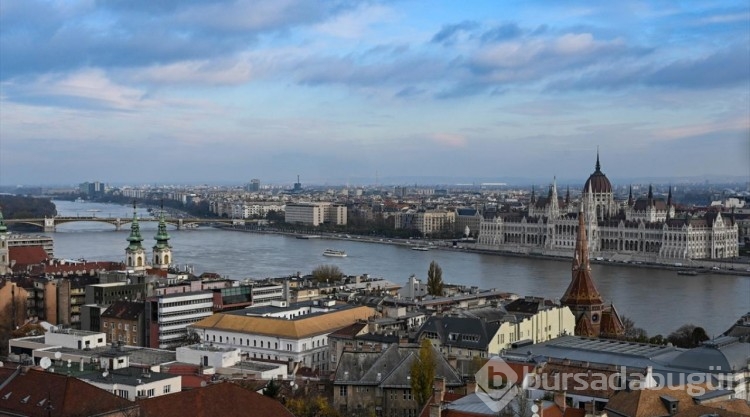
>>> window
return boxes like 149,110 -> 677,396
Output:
163,385 -> 171,394
133,325 -> 136,332
124,324 -> 129,331
103,322 -> 108,328
339,386 -> 347,397
118,323 -> 122,329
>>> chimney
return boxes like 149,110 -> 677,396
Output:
429,402 -> 441,417
446,356 -> 457,369
466,378 -> 477,394
433,377 -> 446,404
553,391 -> 566,412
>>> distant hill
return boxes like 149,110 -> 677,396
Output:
0,195 -> 57,219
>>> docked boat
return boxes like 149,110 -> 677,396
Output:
323,249 -> 347,257
411,246 -> 430,251
677,270 -> 698,276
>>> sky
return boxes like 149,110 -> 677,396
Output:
0,0 -> 748,187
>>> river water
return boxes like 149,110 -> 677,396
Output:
47,200 -> 750,338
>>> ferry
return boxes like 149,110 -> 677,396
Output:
411,246 -> 430,251
676,270 -> 698,276
323,249 -> 347,257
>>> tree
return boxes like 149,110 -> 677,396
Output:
285,396 -> 340,417
312,264 -> 344,283
262,379 -> 280,399
620,315 -> 648,342
410,338 -> 436,408
667,324 -> 709,348
426,261 -> 444,296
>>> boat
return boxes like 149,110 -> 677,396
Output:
411,246 -> 430,251
296,235 -> 321,239
183,223 -> 199,229
323,249 -> 347,257
677,270 -> 698,276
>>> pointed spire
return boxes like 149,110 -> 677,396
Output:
126,200 -> 144,250
565,186 -> 570,205
154,200 -> 171,249
647,184 -> 654,207
628,185 -> 633,206
0,206 -> 8,234
667,186 -> 673,206
595,148 -> 601,172
530,185 -> 536,204
561,203 -> 604,306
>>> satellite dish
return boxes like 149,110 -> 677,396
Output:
54,352 -> 62,360
40,357 -> 52,370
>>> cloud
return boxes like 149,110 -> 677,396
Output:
548,43 -> 749,91
431,133 -> 468,148
431,20 -> 479,45
1,69 -> 154,111
480,23 -> 522,43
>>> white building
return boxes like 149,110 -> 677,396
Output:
188,301 -> 374,373
284,202 -> 347,226
146,291 -> 214,349
477,155 -> 739,261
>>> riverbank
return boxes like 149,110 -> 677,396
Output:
215,225 -> 750,277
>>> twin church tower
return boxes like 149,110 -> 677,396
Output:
125,202 -> 173,272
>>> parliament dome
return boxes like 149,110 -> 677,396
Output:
584,154 -> 612,194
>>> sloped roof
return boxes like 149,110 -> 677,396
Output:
416,316 -> 501,350
0,368 -> 138,417
190,305 -> 375,339
101,300 -> 145,321
334,344 -> 462,388
605,384 -> 748,417
138,382 -> 294,417
8,246 -> 48,266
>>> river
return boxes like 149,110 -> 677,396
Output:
46,200 -> 750,338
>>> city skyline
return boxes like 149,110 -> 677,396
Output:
1,1 -> 748,186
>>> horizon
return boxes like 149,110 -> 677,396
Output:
1,1 -> 748,185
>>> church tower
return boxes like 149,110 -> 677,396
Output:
125,201 -> 147,272
561,204 -> 624,338
152,203 -> 172,270
561,205 -> 605,337
547,177 -> 560,219
0,208 -> 10,275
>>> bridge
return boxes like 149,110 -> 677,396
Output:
4,217 -> 244,232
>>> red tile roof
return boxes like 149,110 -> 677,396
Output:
8,246 -> 48,266
138,381 -> 294,417
0,368 -> 138,417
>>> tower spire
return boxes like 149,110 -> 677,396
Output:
628,185 -> 633,206
126,200 -> 146,271
0,206 -> 7,234
667,185 -> 673,206
152,200 -> 172,270
595,148 -> 601,172
530,185 -> 536,204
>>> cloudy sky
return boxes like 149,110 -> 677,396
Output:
1,0 -> 748,186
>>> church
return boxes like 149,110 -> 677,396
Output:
561,205 -> 624,338
477,153 -> 739,261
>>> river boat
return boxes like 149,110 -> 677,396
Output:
323,249 -> 347,257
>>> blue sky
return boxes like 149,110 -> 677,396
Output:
1,0 -> 748,186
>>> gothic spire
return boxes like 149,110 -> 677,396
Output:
667,185 -> 673,206
561,204 -> 604,306
628,185 -> 633,206
126,200 -> 144,250
530,185 -> 536,204
565,186 -> 570,205
647,184 -> 654,207
595,148 -> 601,172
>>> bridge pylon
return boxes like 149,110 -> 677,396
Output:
44,217 -> 55,232
178,219 -> 183,230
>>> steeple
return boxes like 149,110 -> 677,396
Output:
126,201 -> 144,250
530,185 -> 536,204
627,185 -> 634,206
561,205 -> 605,337
0,208 -> 7,234
548,176 -> 559,218
565,186 -> 570,206
152,201 -> 172,270
595,148 -> 601,172
125,200 -> 146,271
667,186 -> 673,207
